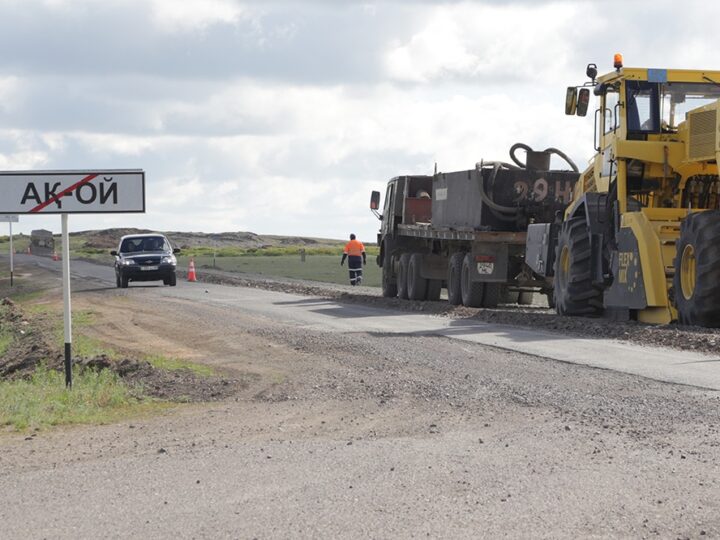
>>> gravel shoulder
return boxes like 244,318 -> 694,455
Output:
182,266 -> 720,355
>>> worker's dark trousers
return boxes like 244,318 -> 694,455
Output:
348,255 -> 363,286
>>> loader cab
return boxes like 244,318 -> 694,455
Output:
566,57 -> 720,216
559,57 -> 720,325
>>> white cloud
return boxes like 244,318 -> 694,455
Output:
0,76 -> 22,112
149,0 -> 250,33
385,2 -> 586,84
71,133 -> 161,156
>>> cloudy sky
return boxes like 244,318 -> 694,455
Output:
0,0 -> 717,241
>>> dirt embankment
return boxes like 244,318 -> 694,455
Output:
0,297 -> 240,402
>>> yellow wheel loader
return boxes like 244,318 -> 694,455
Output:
526,55 -> 720,327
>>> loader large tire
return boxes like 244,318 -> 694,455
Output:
447,252 -> 465,305
553,217 -> 603,316
397,253 -> 410,300
381,246 -> 397,298
407,253 -> 428,301
461,253 -> 485,308
673,211 -> 720,327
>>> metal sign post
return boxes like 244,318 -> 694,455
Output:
1,215 -> 19,286
61,214 -> 72,387
9,220 -> 13,286
0,170 -> 145,388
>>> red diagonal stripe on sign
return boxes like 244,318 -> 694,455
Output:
29,173 -> 100,213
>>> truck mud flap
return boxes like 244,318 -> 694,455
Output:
468,243 -> 509,282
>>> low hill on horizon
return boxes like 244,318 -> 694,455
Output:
68,228 -> 347,250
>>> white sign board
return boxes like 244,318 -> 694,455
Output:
0,214 -> 19,222
0,170 -> 145,214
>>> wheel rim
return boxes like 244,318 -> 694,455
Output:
558,245 -> 570,289
680,244 -> 696,300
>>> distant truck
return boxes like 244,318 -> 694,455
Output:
30,229 -> 54,251
370,144 -> 580,307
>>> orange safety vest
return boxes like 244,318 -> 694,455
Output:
343,239 -> 365,257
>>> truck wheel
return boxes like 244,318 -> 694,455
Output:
447,252 -> 465,305
397,253 -> 410,300
426,279 -> 442,301
381,247 -> 398,298
553,217 -> 603,316
461,253 -> 485,307
518,291 -> 534,305
482,283 -> 501,308
674,211 -> 720,327
169,273 -> 177,287
407,253 -> 428,300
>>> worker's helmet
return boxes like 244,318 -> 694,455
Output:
350,233 -> 356,240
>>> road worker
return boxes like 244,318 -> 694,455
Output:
340,233 -> 366,286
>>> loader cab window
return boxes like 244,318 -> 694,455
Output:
660,82 -> 720,130
626,81 -> 659,133
604,88 -> 620,133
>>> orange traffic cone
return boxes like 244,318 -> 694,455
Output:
52,251 -> 59,261
187,258 -> 197,282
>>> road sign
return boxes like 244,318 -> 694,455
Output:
0,170 -> 145,214
0,214 -> 19,222
0,168 -> 145,388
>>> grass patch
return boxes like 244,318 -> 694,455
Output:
0,365 -> 167,431
145,354 -> 216,377
0,331 -> 13,356
4,288 -> 48,305
0,304 -> 16,356
177,254 -> 382,287
72,334 -> 119,359
71,244 -> 381,261
50,310 -> 119,359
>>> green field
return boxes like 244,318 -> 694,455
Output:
0,232 -> 383,288
177,254 -> 381,287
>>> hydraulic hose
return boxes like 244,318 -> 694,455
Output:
474,160 -> 522,218
473,143 -> 579,220
509,142 -> 579,173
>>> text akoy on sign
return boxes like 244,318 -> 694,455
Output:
0,170 -> 145,214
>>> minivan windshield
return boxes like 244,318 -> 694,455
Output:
120,236 -> 169,253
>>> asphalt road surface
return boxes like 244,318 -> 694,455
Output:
17,253 -> 720,390
1,255 -> 719,539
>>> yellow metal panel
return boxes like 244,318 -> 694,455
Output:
641,208 -> 687,221
637,307 -> 673,324
598,67 -> 720,84
620,213 -> 669,307
617,160 -> 627,214
615,140 -> 685,167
